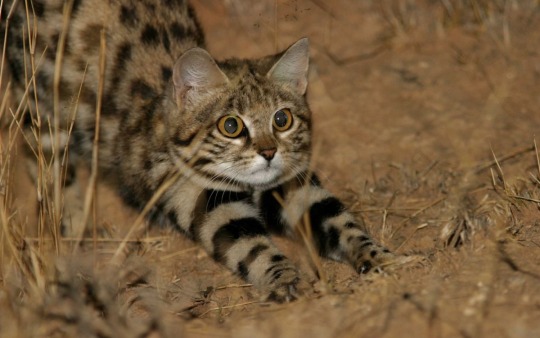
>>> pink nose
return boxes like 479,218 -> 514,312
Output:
259,148 -> 277,161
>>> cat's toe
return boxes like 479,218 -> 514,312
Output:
260,263 -> 300,303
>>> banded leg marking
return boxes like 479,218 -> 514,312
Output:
196,201 -> 299,301
269,177 -> 394,273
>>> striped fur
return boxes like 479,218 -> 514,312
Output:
5,0 -> 396,301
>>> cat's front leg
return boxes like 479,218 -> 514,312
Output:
260,176 -> 399,274
187,195 -> 300,302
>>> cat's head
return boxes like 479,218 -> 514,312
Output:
168,38 -> 312,190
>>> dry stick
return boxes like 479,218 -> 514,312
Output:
20,0 -> 46,247
77,28 -> 105,252
489,168 -> 497,190
26,0 -> 41,132
273,0 -> 278,53
271,182 -> 327,289
52,0 -> 74,253
0,2 -> 39,290
502,0 -> 511,47
0,81 -> 11,129
271,159 -> 328,287
301,139 -> 328,286
508,195 -> 540,204
490,146 -> 507,192
381,209 -> 388,244
215,283 -> 252,290
23,1 -> 50,251
380,192 -> 396,244
475,145 -> 534,173
159,246 -> 200,261
395,223 -> 426,252
389,196 -> 445,239
359,206 -> 428,212
7,54 -> 47,159
269,136 -> 328,287
534,138 -> 540,179
370,157 -> 377,186
0,0 -> 19,91
108,121 -> 206,263
28,236 -> 169,243
60,64 -> 87,198
0,203 -> 42,297
0,84 -> 15,175
111,172 -> 181,263
110,149 -> 201,264
0,190 -> 30,288
198,301 -> 260,318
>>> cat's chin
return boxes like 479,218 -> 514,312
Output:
242,167 -> 283,187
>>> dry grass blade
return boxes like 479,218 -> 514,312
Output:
75,28 -> 105,249
198,301 -> 261,318
390,197 -> 445,239
0,0 -> 18,89
272,185 -> 328,290
534,138 -> 540,179
475,145 -> 534,173
159,246 -> 199,261
111,137 -> 205,264
51,0 -> 74,251
110,170 -> 184,263
490,146 -> 507,191
508,195 -> 540,204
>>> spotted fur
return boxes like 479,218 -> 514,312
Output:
4,0 -> 397,301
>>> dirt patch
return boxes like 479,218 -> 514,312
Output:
2,1 -> 540,337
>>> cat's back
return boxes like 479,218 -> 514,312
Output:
5,0 -> 204,116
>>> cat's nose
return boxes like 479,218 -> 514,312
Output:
259,148 -> 277,161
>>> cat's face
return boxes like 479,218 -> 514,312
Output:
171,39 -> 312,191
198,77 -> 311,190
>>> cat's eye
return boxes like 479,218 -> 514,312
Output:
273,108 -> 293,132
217,115 -> 245,138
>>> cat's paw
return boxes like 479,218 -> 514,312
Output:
353,246 -> 424,274
259,261 -> 300,303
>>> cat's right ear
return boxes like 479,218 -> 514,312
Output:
267,38 -> 309,95
173,48 -> 229,108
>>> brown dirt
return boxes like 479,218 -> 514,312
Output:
2,1 -> 540,337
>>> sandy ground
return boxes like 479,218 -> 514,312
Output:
2,1 -> 540,337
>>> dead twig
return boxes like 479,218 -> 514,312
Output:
490,146 -> 507,191
198,301 -> 261,318
534,138 -> 540,179
390,197 -> 445,239
52,0 -> 75,251
508,195 -> 540,204
475,145 -> 534,174
75,25 -> 104,251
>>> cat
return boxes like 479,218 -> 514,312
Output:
4,0 -> 398,301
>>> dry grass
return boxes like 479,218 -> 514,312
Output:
2,0 -> 540,337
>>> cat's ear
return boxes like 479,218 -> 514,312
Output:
173,48 -> 229,107
267,38 -> 309,95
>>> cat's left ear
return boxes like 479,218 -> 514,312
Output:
267,38 -> 309,95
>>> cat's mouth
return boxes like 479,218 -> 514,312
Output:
245,166 -> 282,186
213,156 -> 286,188
242,156 -> 285,186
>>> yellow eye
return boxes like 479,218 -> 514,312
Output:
217,115 -> 245,138
273,108 -> 293,132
